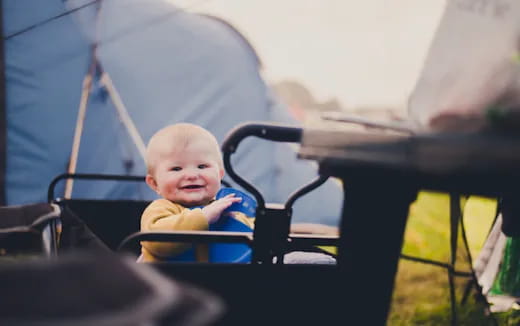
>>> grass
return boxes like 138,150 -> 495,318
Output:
387,191 -> 503,325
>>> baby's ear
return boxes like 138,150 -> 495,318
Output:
219,168 -> 225,179
145,174 -> 158,193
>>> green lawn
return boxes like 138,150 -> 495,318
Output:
388,191 -> 504,325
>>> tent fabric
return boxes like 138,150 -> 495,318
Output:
474,214 -> 507,296
3,0 -> 343,226
474,214 -> 520,312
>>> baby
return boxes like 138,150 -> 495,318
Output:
140,123 -> 252,262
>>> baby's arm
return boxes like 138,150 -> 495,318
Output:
202,194 -> 242,224
140,199 -> 208,258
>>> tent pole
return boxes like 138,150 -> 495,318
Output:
65,2 -> 102,198
64,62 -> 95,199
100,72 -> 147,161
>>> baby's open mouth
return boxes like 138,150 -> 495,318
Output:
182,185 -> 204,189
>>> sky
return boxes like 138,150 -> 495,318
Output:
169,0 -> 447,113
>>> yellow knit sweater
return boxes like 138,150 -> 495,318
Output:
140,198 -> 254,262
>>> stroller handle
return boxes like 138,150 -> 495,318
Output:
221,122 -> 303,209
221,122 -> 302,152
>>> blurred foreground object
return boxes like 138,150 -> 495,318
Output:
0,253 -> 223,326
409,0 -> 520,132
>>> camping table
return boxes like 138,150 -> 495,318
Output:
298,128 -> 520,325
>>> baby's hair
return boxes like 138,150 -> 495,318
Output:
145,123 -> 223,174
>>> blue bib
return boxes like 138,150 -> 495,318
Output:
167,188 -> 256,263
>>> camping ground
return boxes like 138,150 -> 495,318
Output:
387,191 -> 514,325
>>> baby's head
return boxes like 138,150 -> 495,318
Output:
145,123 -> 224,207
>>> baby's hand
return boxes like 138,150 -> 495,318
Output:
202,194 -> 242,224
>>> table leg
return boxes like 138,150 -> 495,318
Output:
337,175 -> 417,325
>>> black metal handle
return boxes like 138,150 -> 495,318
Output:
47,173 -> 145,203
221,122 -> 302,153
221,122 -> 302,208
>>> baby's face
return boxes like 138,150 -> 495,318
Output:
151,139 -> 223,207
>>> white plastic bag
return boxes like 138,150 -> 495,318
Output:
408,0 -> 520,132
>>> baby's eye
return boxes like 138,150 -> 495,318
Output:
198,164 -> 208,169
170,166 -> 182,171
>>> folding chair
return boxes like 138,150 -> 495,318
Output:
0,203 -> 61,258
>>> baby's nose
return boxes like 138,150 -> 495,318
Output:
184,168 -> 199,178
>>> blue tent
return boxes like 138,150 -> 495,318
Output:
2,0 -> 343,226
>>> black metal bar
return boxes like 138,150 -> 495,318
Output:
285,175 -> 329,209
117,230 -> 254,252
222,152 -> 265,208
251,205 -> 290,264
448,193 -> 460,326
288,233 -> 339,247
221,122 -> 302,151
399,254 -> 472,277
47,173 -> 144,202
